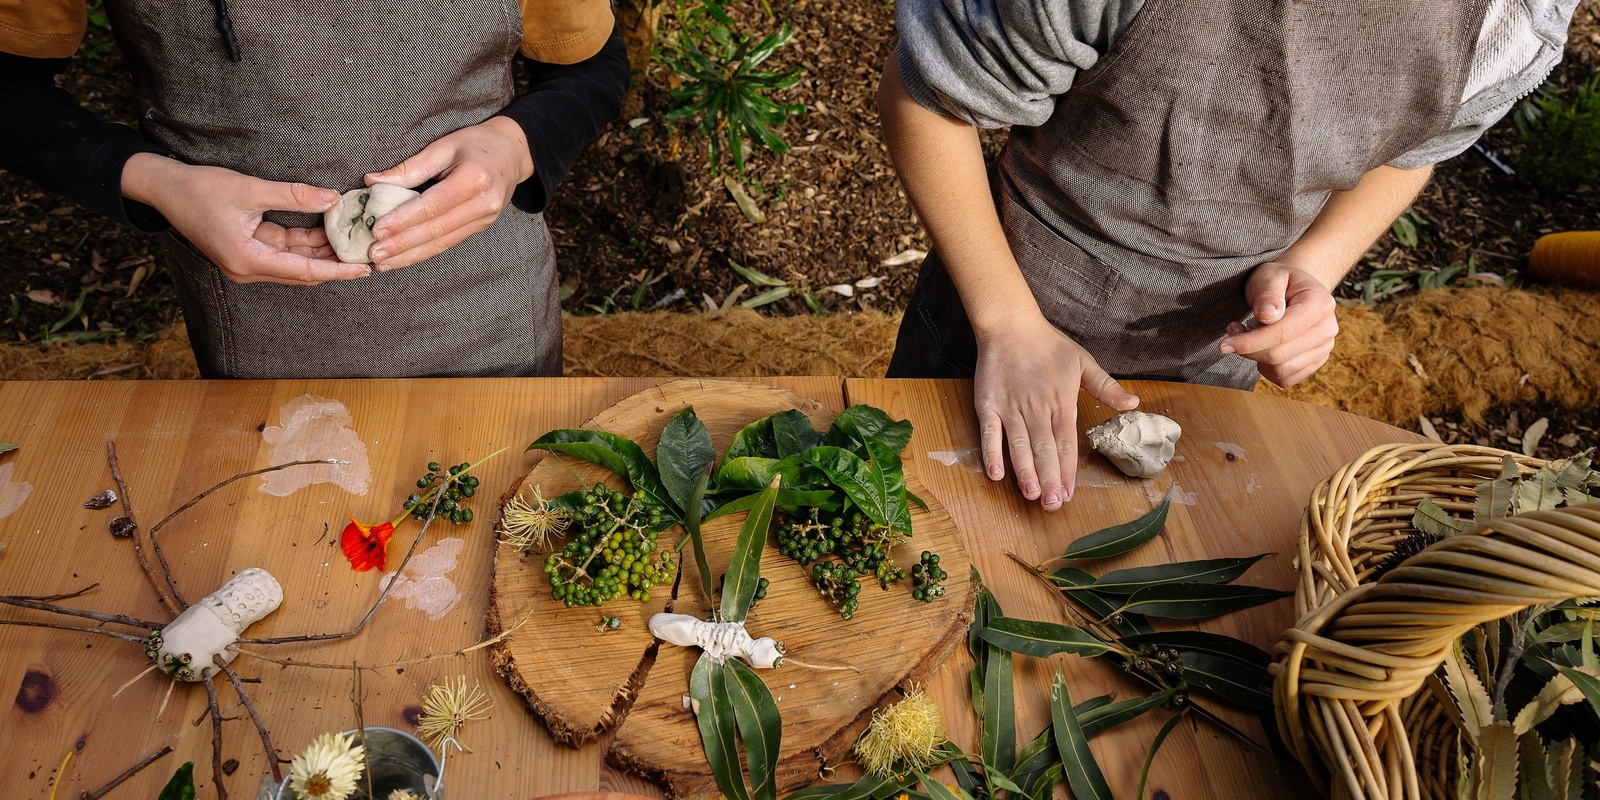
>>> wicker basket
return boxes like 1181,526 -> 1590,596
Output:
1272,442 -> 1600,800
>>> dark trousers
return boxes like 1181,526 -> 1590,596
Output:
886,251 -> 981,379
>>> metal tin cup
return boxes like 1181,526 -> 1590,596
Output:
268,727 -> 445,800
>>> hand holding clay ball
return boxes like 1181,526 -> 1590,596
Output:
324,183 -> 420,264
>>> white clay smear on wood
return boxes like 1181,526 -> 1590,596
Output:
259,394 -> 371,497
0,462 -> 32,519
380,537 -> 464,621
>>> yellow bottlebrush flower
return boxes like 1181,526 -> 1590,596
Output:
499,485 -> 570,552
854,687 -> 948,777
288,732 -> 364,800
416,675 -> 493,751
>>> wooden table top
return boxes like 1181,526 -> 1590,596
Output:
0,377 -> 1422,800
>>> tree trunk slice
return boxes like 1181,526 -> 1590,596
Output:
487,379 -> 975,799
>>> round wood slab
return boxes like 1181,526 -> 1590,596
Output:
487,379 -> 974,799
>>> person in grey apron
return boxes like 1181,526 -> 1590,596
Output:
881,0 -> 1579,510
0,0 -> 626,379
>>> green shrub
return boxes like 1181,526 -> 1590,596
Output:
1511,74 -> 1600,194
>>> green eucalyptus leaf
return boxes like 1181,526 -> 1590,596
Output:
1049,668 -> 1113,800
722,479 -> 778,623
686,472 -> 717,608
0,442 -> 16,455
936,742 -> 983,797
693,656 -> 753,800
1059,489 -> 1171,560
1090,554 -> 1269,594
1027,763 -> 1064,800
969,588 -> 1002,700
771,409 -> 825,457
919,772 -> 977,800
1112,583 -> 1291,621
658,407 -> 716,513
908,489 -> 929,512
528,429 -> 674,514
1049,567 -> 1152,635
979,617 -> 1111,659
729,259 -> 788,288
716,454 -> 827,493
1176,651 -> 1273,710
784,773 -> 909,800
1119,631 -> 1272,670
1011,724 -> 1060,790
985,768 -> 1028,796
1078,688 -> 1177,738
1135,712 -> 1186,800
705,488 -> 839,523
158,762 -> 196,800
725,658 -> 783,800
981,638 -> 1016,777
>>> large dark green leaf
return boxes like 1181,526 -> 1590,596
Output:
981,637 -> 1016,777
979,617 -> 1111,659
1120,631 -> 1272,670
658,407 -> 715,513
804,446 -> 895,527
1090,555 -> 1269,595
969,587 -> 1002,707
685,472 -> 716,608
771,409 -> 824,458
1027,764 -> 1064,800
862,434 -> 910,533
1050,567 -> 1151,636
1078,688 -> 1176,738
724,417 -> 777,464
1136,712 -> 1186,800
528,429 -> 674,514
715,454 -> 827,493
1112,583 -> 1292,621
784,773 -> 909,800
692,655 -> 752,800
936,742 -> 983,797
158,763 -> 195,800
825,405 -> 914,456
1011,725 -> 1059,790
722,480 -> 778,623
1049,669 -> 1112,800
1177,651 -> 1273,710
725,658 -> 783,800
1058,488 -> 1172,560
918,772 -> 977,800
704,488 -> 838,523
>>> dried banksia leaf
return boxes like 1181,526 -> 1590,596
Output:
853,687 -> 947,777
1370,531 -> 1442,582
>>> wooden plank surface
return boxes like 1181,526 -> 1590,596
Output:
842,378 -> 1428,799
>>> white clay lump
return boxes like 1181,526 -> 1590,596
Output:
648,612 -> 784,668
147,567 -> 283,681
1087,410 -> 1183,478
324,183 -> 419,264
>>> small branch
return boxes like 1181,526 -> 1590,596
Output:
231,613 -> 530,671
202,676 -> 229,800
350,664 -> 375,800
0,619 -> 150,644
1492,608 -> 1533,720
108,442 -> 180,614
0,595 -> 163,630
215,657 -> 282,783
79,746 -> 173,800
781,657 -> 860,673
149,458 -> 347,609
14,583 -> 99,602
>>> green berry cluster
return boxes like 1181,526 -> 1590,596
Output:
543,483 -> 676,608
407,461 -> 480,524
775,508 -> 945,619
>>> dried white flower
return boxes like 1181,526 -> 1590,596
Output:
288,732 -> 364,800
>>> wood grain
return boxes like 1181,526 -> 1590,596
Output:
488,379 -> 975,799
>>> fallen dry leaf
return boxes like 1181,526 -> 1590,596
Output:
854,275 -> 886,289
1419,416 -> 1442,442
881,249 -> 927,267
25,289 -> 60,306
723,176 -> 767,224
1522,417 -> 1549,456
1406,354 -> 1429,381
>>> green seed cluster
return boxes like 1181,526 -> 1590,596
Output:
407,461 -> 480,524
544,483 -> 676,608
775,508 -> 945,619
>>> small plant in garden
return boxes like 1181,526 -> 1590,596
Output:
661,0 -> 806,171
1512,75 -> 1600,194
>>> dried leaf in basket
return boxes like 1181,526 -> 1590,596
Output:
1413,498 -> 1472,538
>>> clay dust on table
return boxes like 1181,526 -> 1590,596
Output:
379,537 -> 465,621
0,461 -> 32,519
258,394 -> 372,497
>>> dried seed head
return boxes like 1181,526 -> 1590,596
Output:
853,686 -> 948,777
499,485 -> 571,552
416,675 -> 493,751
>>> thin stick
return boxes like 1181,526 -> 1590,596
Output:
108,442 -> 180,614
350,664 -> 374,800
111,665 -> 160,699
78,746 -> 173,800
238,485 -> 448,646
13,583 -> 99,602
158,679 -> 176,719
781,657 -> 860,673
231,613 -> 530,671
148,458 -> 347,609
216,657 -> 283,783
202,676 -> 228,800
0,595 -> 163,630
0,619 -> 150,643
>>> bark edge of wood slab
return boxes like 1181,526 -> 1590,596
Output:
486,379 -> 976,800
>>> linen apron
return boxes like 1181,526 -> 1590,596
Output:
103,0 -> 560,379
890,0 -> 1488,390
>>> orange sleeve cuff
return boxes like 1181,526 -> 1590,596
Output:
0,0 -> 85,59
518,0 -> 615,65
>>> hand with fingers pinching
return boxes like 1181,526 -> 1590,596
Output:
1219,261 -> 1340,388
974,310 -> 1141,511
364,116 -> 535,272
120,153 -> 371,286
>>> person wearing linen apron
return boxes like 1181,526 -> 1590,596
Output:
880,0 -> 1580,511
0,0 -> 627,378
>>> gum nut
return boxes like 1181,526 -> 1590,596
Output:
1087,410 -> 1182,478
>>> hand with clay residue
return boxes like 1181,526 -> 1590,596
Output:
974,311 -> 1140,511
1220,261 -> 1339,388
363,116 -> 534,272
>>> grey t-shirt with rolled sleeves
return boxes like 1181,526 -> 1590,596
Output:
896,0 -> 1582,168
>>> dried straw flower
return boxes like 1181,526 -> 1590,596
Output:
499,485 -> 570,552
853,687 -> 948,777
386,791 -> 422,800
416,675 -> 493,750
288,732 -> 365,800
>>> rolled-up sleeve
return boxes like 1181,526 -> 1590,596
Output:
895,0 -> 1123,129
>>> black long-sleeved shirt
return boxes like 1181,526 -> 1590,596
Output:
0,33 -> 628,232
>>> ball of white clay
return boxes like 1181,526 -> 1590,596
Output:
324,183 -> 420,264
153,567 -> 283,681
1087,411 -> 1183,478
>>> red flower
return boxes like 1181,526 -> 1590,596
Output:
341,515 -> 395,572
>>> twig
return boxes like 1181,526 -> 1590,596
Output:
0,594 -> 163,630
215,657 -> 282,782
111,664 -> 159,699
231,613 -> 531,671
1492,608 -> 1534,720
13,583 -> 99,602
107,442 -> 180,614
0,619 -> 150,643
202,675 -> 228,800
148,458 -> 348,609
238,484 -> 448,646
781,657 -> 860,673
79,746 -> 173,800
351,664 -> 374,800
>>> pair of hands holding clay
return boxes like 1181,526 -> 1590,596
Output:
118,116 -> 533,285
